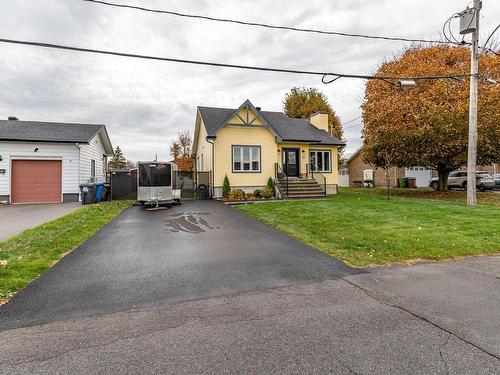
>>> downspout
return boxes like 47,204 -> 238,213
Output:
206,137 -> 215,198
76,143 -> 81,201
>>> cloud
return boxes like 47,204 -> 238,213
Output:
0,0 -> 498,160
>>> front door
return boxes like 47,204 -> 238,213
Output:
283,148 -> 299,177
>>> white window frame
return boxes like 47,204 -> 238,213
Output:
91,159 -> 96,181
309,150 -> 331,173
232,145 -> 261,173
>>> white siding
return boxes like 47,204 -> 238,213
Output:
0,141 -> 80,196
339,168 -> 349,187
79,133 -> 107,184
405,166 -> 432,187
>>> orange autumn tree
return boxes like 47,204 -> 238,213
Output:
284,87 -> 343,140
169,130 -> 194,171
362,45 -> 500,190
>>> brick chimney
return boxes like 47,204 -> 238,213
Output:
310,112 -> 328,132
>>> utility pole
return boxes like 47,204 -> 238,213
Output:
465,0 -> 481,206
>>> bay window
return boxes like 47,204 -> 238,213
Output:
232,145 -> 261,172
309,150 -> 331,173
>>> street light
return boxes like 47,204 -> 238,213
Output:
484,77 -> 497,85
396,80 -> 417,88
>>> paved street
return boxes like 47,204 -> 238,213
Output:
0,201 -> 498,374
0,202 -> 81,241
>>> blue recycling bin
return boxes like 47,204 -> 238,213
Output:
96,182 -> 105,203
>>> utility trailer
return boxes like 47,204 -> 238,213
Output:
137,161 -> 181,207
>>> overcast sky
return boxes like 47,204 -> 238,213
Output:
0,0 -> 498,160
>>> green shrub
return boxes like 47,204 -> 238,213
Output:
228,189 -> 245,200
222,175 -> 231,198
261,187 -> 274,199
254,189 -> 262,198
266,177 -> 275,193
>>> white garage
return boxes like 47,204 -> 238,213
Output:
405,166 -> 432,188
0,118 -> 114,204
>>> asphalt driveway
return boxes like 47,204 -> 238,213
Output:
0,200 -> 499,374
0,202 -> 81,241
0,200 -> 359,329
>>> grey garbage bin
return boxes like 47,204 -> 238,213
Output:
79,183 -> 96,205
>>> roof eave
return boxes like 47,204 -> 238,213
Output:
96,126 -> 114,155
281,139 -> 345,146
0,138 -> 92,144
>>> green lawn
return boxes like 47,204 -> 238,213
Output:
0,201 -> 131,303
238,190 -> 500,267
345,187 -> 500,207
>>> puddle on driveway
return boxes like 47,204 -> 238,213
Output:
165,212 -> 221,233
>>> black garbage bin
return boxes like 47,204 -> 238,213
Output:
196,184 -> 209,200
79,183 -> 96,205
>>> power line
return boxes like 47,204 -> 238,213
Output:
83,0 -> 460,46
343,123 -> 363,131
0,38 -> 472,83
443,8 -> 499,56
342,116 -> 362,127
483,23 -> 500,52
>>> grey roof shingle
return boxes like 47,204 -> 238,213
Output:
0,120 -> 105,143
197,106 -> 344,145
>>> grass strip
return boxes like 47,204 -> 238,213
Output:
0,201 -> 131,302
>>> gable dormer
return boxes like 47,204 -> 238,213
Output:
209,100 -> 281,140
226,101 -> 265,126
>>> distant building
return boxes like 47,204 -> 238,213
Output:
345,146 -> 499,188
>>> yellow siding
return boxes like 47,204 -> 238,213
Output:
195,105 -> 339,192
311,145 -> 339,185
195,117 -> 212,172
214,126 -> 276,187
277,143 -> 339,185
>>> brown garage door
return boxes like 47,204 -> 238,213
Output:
11,160 -> 62,204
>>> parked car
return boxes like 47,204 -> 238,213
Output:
494,174 -> 500,190
430,171 -> 495,192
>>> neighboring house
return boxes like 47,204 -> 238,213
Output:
347,146 -> 499,188
0,118 -> 113,204
346,147 -> 431,188
193,100 -> 345,198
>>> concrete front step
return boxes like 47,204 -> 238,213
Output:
278,179 -> 318,183
277,178 -> 325,198
284,185 -> 324,190
279,183 -> 321,188
277,181 -> 322,187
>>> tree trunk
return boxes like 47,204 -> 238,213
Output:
437,169 -> 451,191
385,169 -> 391,200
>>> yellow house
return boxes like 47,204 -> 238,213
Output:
193,100 -> 345,198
